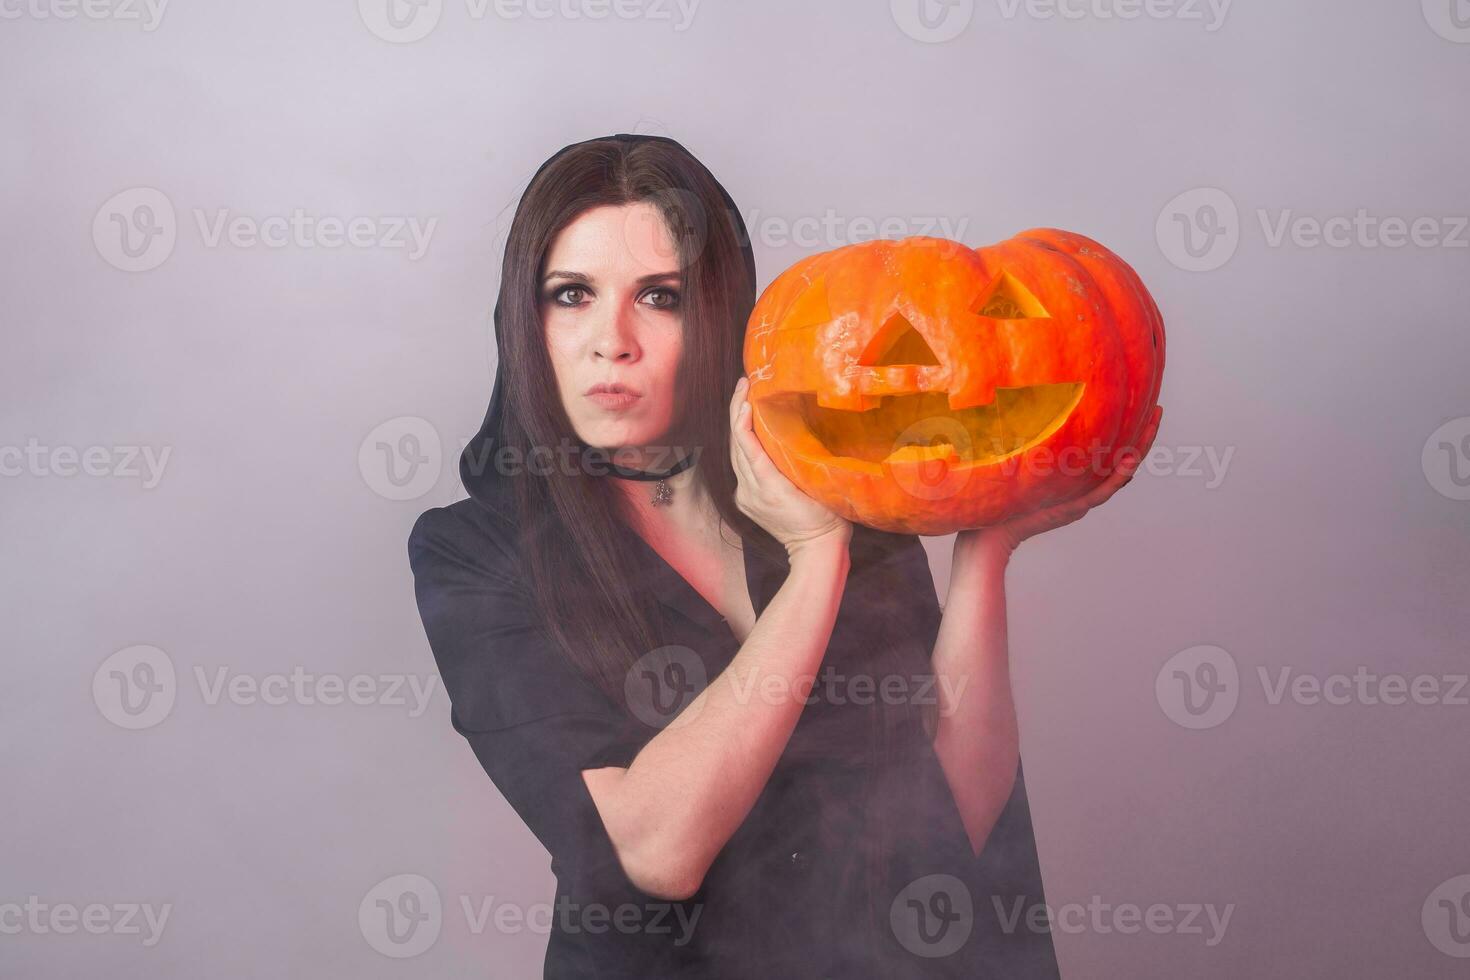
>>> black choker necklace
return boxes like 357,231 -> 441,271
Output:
607,453 -> 697,507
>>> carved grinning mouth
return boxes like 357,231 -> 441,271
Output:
761,383 -> 1084,469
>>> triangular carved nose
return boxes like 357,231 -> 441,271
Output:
865,313 -> 941,367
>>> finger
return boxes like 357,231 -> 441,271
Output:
1111,429 -> 1151,478
729,389 -> 762,490
1136,405 -> 1163,458
729,428 -> 748,485
730,408 -> 755,488
1092,439 -> 1153,505
731,385 -> 756,464
733,399 -> 780,482
731,433 -> 756,499
728,376 -> 748,431
730,380 -> 769,464
1112,405 -> 1162,478
729,377 -> 754,465
1084,473 -> 1131,510
1014,500 -> 1084,539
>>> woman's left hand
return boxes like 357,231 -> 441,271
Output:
960,405 -> 1164,560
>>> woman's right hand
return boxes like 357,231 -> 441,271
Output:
729,376 -> 850,557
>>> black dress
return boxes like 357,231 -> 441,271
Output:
407,483 -> 1061,979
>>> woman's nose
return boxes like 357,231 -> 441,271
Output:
591,303 -> 640,362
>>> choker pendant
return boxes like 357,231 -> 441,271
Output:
607,452 -> 698,506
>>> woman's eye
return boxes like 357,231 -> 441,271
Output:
643,287 -> 680,310
552,285 -> 587,306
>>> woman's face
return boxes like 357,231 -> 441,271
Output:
541,202 -> 685,467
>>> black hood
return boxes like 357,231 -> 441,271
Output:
458,132 -> 757,518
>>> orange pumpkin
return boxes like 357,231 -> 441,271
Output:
743,229 -> 1165,535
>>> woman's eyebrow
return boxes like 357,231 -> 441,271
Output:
541,270 -> 682,286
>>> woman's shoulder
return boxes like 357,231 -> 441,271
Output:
406,496 -> 626,733
407,496 -> 523,584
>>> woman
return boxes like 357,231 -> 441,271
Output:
408,133 -> 1158,978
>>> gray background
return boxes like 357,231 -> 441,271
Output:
4,0 -> 1468,976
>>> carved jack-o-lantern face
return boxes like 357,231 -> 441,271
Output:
743,229 -> 1165,535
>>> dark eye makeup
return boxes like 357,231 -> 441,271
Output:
543,283 -> 681,311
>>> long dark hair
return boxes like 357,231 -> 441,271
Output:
484,135 -> 781,695
475,135 -> 932,956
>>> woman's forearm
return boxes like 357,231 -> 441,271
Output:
930,532 -> 1021,857
583,531 -> 850,900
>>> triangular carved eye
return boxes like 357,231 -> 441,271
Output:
865,312 -> 942,366
974,271 -> 1049,319
783,278 -> 833,332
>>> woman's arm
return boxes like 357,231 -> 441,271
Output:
583,528 -> 849,901
930,406 -> 1164,856
582,375 -> 854,902
930,531 -> 1021,858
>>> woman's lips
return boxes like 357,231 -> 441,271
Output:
586,391 -> 641,410
585,382 -> 642,411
